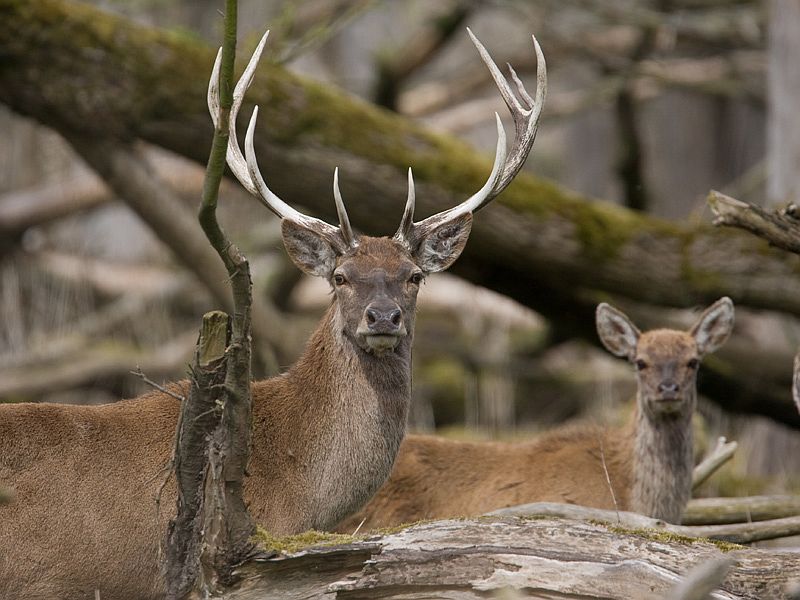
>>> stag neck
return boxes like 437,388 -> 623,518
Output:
631,397 -> 694,523
288,302 -> 413,398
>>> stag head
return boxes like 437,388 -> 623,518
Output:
208,29 -> 546,356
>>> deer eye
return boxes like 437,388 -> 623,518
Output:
409,272 -> 424,285
333,273 -> 347,286
635,359 -> 648,371
687,358 -> 699,369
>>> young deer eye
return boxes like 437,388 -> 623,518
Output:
333,273 -> 347,286
409,272 -> 424,285
687,358 -> 699,369
635,359 -> 648,371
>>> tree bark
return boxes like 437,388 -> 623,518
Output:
224,517 -> 799,599
2,0 -> 800,427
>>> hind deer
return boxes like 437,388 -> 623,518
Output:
0,29 -> 545,600
335,298 -> 734,532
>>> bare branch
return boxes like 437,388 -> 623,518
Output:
692,436 -> 738,490
130,367 -> 185,403
708,190 -> 800,254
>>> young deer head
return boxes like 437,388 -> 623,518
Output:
596,298 -> 734,419
596,297 -> 734,522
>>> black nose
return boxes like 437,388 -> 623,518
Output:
658,381 -> 680,395
365,306 -> 402,333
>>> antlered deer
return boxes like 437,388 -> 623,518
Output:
0,30 -> 545,600
336,298 -> 734,532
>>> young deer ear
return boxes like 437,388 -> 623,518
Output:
690,297 -> 734,356
281,219 -> 339,279
596,303 -> 641,361
412,213 -> 473,273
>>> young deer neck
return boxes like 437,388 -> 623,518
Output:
631,391 -> 694,524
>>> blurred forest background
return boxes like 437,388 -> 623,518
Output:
1,0 -> 799,502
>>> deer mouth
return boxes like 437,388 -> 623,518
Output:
652,396 -> 684,414
359,332 -> 405,355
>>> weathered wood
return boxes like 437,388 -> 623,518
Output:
223,517 -> 800,599
166,311 -> 231,599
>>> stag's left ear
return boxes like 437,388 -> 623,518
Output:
281,219 -> 339,279
412,213 -> 473,273
690,297 -> 734,356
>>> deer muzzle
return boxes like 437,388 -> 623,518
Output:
357,303 -> 407,354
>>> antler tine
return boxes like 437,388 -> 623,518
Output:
244,106 -> 342,242
333,168 -> 357,249
207,31 -> 271,197
466,27 -> 547,206
407,113 -> 507,242
226,30 -> 271,197
212,30 -> 349,250
393,168 -> 416,246
400,30 -> 545,246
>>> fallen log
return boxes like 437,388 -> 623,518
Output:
224,516 -> 799,599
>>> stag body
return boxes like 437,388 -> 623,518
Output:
336,298 -> 734,532
0,29 -> 545,600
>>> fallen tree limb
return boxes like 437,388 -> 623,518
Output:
226,516 -> 798,599
708,190 -> 800,254
693,436 -> 738,490
0,331 -> 196,400
0,151 -> 207,241
683,495 -> 800,525
486,501 -> 800,544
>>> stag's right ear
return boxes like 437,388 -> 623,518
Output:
281,219 -> 339,279
412,213 -> 473,273
596,303 -> 641,361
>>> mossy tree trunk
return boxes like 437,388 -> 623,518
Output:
2,0 -> 800,427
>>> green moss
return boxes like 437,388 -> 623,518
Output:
253,527 -> 359,554
600,523 -> 744,553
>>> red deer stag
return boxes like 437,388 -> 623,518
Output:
0,29 -> 545,600
336,298 -> 734,532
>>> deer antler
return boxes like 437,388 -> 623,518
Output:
208,31 -> 360,252
395,28 -> 547,247
210,29 -> 546,254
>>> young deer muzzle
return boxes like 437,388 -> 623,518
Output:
0,29 -> 546,600
335,298 -> 734,532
